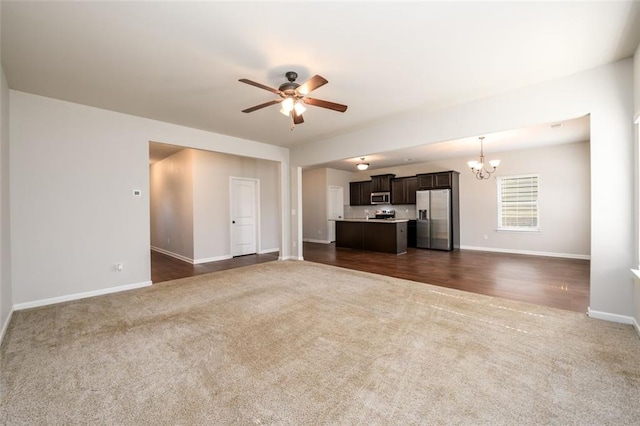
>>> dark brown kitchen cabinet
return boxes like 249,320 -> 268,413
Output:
417,173 -> 434,190
336,220 -> 407,254
370,174 -> 395,193
349,181 -> 372,206
433,172 -> 452,188
391,176 -> 418,204
417,171 -> 455,190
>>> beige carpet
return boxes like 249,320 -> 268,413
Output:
1,261 -> 639,425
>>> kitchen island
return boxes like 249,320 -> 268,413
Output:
335,219 -> 408,254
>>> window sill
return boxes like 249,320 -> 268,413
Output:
496,228 -> 541,233
631,269 -> 640,281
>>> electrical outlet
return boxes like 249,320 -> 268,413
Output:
483,234 -> 488,240
115,263 -> 123,272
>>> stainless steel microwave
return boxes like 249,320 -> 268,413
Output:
371,192 -> 390,204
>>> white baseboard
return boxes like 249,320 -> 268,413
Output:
193,255 -> 232,264
303,238 -> 332,244
460,245 -> 590,260
0,306 -> 14,345
258,248 -> 280,254
152,246 -> 276,264
587,308 -> 636,326
13,280 -> 152,311
151,246 -> 194,264
279,256 -> 304,261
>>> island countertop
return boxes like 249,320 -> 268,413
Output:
333,218 -> 410,223
335,219 -> 408,254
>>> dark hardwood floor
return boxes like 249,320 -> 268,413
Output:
151,244 -> 590,314
151,250 -> 279,283
302,242 -> 590,314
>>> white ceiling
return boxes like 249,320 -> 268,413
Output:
316,114 -> 591,171
2,1 -> 638,163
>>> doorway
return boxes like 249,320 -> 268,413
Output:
230,177 -> 260,256
327,185 -> 344,243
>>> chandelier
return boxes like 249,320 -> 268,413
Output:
356,158 -> 369,171
467,137 -> 500,180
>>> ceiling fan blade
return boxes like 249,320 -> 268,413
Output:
241,99 -> 282,113
239,78 -> 282,95
303,97 -> 348,113
293,111 -> 304,125
296,75 -> 328,96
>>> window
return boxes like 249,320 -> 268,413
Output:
497,174 -> 539,231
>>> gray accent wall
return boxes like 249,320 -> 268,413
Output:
150,149 -> 195,260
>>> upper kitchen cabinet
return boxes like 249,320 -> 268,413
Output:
417,171 -> 458,190
392,176 -> 418,205
370,174 -> 395,193
349,180 -> 372,206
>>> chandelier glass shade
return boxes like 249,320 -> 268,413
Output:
356,157 -> 369,171
467,137 -> 500,180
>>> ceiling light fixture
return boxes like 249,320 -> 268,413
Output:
293,100 -> 306,116
279,97 -> 295,116
356,157 -> 369,171
467,136 -> 500,180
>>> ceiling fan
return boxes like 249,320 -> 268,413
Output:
239,71 -> 348,129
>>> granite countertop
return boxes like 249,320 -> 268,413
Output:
334,218 -> 410,223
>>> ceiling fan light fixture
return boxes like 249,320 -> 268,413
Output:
239,71 -> 348,129
279,97 -> 294,116
294,101 -> 306,115
356,157 -> 369,171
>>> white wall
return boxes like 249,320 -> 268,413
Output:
635,43 -> 640,122
149,149 -> 195,260
634,43 -> 640,331
0,62 -> 12,337
292,59 -> 634,321
10,91 -> 289,306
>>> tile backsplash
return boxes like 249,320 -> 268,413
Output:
344,205 -> 416,220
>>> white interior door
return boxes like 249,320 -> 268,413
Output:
230,178 -> 258,256
327,186 -> 344,243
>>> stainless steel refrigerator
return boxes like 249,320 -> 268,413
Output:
416,189 -> 452,250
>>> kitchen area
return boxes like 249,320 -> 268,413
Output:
336,171 -> 460,254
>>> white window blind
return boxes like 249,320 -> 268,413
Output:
497,175 -> 539,230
